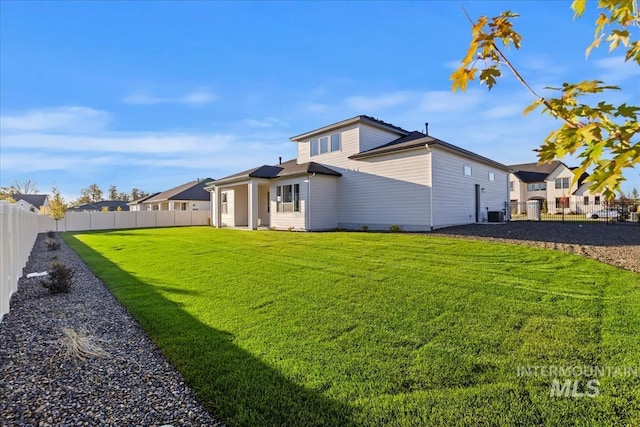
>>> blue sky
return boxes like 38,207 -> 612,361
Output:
1,0 -> 638,201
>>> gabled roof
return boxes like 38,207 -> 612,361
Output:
349,131 -> 511,171
138,179 -> 214,203
13,194 -> 49,207
210,159 -> 341,186
289,115 -> 409,142
512,171 -> 549,183
128,192 -> 160,205
509,161 -> 564,175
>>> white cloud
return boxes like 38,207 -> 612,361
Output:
242,117 -> 288,128
345,92 -> 410,111
179,89 -> 217,106
122,88 -> 217,106
0,106 -> 111,133
594,56 -> 640,85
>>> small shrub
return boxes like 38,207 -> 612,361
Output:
41,262 -> 74,294
389,224 -> 402,233
360,225 -> 369,232
46,230 -> 55,239
45,239 -> 60,251
288,226 -> 295,231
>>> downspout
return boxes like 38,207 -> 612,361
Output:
425,144 -> 434,231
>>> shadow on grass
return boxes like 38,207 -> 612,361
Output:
64,234 -> 355,427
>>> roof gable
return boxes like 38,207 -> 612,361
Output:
141,179 -> 214,203
212,159 -> 341,185
290,115 -> 409,142
13,194 -> 49,207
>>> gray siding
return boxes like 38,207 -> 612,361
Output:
431,148 -> 508,228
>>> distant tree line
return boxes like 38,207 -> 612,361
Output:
0,179 -> 150,207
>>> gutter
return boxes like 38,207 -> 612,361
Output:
425,144 -> 434,231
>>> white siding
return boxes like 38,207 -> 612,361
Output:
431,148 -> 508,228
269,177 -> 307,231
335,150 -> 432,231
358,124 -> 403,152
308,175 -> 339,231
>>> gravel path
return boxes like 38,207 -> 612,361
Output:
432,222 -> 640,273
0,233 -> 222,427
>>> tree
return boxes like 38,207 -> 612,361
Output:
49,186 -> 67,231
451,0 -> 639,200
632,187 -> 640,202
80,184 -> 104,203
108,185 -> 118,200
117,192 -> 131,202
0,179 -> 39,200
130,188 -> 149,201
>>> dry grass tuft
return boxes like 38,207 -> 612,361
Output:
60,328 -> 110,360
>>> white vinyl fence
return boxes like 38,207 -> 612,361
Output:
38,210 -> 210,232
1,207 -> 210,322
1,200 -> 39,322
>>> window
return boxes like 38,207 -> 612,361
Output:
320,137 -> 329,154
463,165 -> 472,176
509,181 -> 514,192
584,196 -> 589,205
595,196 -> 601,205
488,172 -> 495,181
276,184 -> 300,212
527,182 -> 546,192
310,133 -> 341,156
180,202 -> 187,211
331,134 -> 341,152
221,192 -> 228,214
556,197 -> 569,208
555,177 -> 570,189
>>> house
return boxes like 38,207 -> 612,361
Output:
67,200 -> 130,212
128,179 -> 213,212
13,194 -> 50,214
509,161 -> 601,213
207,115 -> 510,231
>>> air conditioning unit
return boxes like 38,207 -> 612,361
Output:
487,211 -> 504,222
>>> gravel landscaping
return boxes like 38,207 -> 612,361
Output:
433,221 -> 640,273
0,233 -> 223,427
1,223 -> 637,426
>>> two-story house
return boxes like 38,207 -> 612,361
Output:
207,115 -> 510,231
509,161 -> 601,213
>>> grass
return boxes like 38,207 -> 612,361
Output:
63,227 -> 640,426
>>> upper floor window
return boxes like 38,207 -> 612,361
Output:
509,181 -> 514,192
584,196 -> 589,205
555,177 -> 570,189
594,196 -> 601,205
527,182 -> 546,191
463,165 -> 472,176
488,172 -> 495,182
310,133 -> 341,157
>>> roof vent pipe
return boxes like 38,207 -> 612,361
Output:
279,156 -> 282,164
425,122 -> 429,136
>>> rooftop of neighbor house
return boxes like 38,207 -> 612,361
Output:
13,194 -> 48,207
135,179 -> 214,203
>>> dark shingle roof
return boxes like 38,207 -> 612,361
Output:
141,179 -> 214,203
128,193 -> 160,205
67,201 -> 130,212
508,161 -> 564,175
348,131 -> 511,171
211,159 -> 341,185
512,171 -> 550,183
13,194 -> 48,207
290,115 -> 409,141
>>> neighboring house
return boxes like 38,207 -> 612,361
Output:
13,194 -> 50,214
128,179 -> 213,212
67,200 -> 130,212
207,115 -> 510,231
509,161 -> 601,213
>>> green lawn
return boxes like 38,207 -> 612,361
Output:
63,227 -> 640,426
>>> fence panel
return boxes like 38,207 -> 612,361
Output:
0,201 -> 39,322
509,200 -> 640,225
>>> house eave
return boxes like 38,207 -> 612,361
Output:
290,115 -> 408,142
